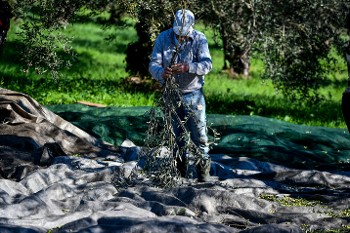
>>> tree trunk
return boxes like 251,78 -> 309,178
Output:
221,32 -> 250,79
0,1 -> 13,53
341,40 -> 350,132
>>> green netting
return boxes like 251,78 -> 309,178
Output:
47,104 -> 350,171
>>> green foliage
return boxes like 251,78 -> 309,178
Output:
1,15 -> 348,128
4,0 -> 350,103
123,1 -> 180,78
122,0 -> 350,102
18,23 -> 72,78
0,18 -> 155,106
191,0 -> 255,76
260,193 -> 350,233
259,193 -> 322,207
302,225 -> 350,233
9,0 -> 121,78
255,0 -> 350,102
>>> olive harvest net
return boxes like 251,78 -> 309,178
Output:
48,104 -> 350,172
2,88 -> 350,233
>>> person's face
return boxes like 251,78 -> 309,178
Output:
176,35 -> 188,43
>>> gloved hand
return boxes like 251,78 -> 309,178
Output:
162,67 -> 173,80
171,63 -> 189,74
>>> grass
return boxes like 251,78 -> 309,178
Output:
259,193 -> 322,207
259,193 -> 350,233
0,15 -> 348,128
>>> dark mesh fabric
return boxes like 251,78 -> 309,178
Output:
47,104 -> 350,171
1,88 -> 350,233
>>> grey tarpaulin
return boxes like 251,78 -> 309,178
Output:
1,87 -> 350,233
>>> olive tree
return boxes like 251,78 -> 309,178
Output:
7,0 -> 350,101
191,0 -> 350,100
123,0 -> 255,78
9,0 -> 119,77
123,1 -> 178,78
254,0 -> 350,101
190,0 -> 256,78
126,0 -> 350,103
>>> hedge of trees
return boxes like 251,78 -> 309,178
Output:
3,0 -> 350,101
